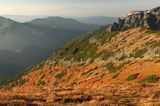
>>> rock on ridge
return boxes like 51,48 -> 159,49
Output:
107,6 -> 160,32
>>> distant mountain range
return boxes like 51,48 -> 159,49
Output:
75,16 -> 118,26
0,16 -> 98,81
28,16 -> 97,31
4,15 -> 118,26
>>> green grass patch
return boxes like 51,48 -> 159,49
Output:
145,41 -> 160,47
96,32 -> 119,44
126,73 -> 139,81
50,29 -> 119,63
55,72 -> 66,79
139,75 -> 159,83
57,38 -> 98,62
106,61 -> 131,73
100,51 -> 115,60
151,41 -> 160,47
105,62 -> 116,73
130,48 -> 148,58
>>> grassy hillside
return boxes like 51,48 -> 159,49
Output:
3,27 -> 159,88
0,27 -> 159,105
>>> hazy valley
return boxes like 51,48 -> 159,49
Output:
0,16 -> 105,82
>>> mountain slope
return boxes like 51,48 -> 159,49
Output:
9,28 -> 160,88
3,28 -> 159,106
0,7 -> 160,105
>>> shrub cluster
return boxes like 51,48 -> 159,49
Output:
126,73 -> 139,81
139,75 -> 159,83
130,48 -> 148,58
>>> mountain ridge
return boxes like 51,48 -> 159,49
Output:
28,16 -> 98,31
107,6 -> 160,32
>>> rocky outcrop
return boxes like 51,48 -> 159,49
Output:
107,6 -> 160,32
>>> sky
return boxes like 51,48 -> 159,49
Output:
0,0 -> 160,17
